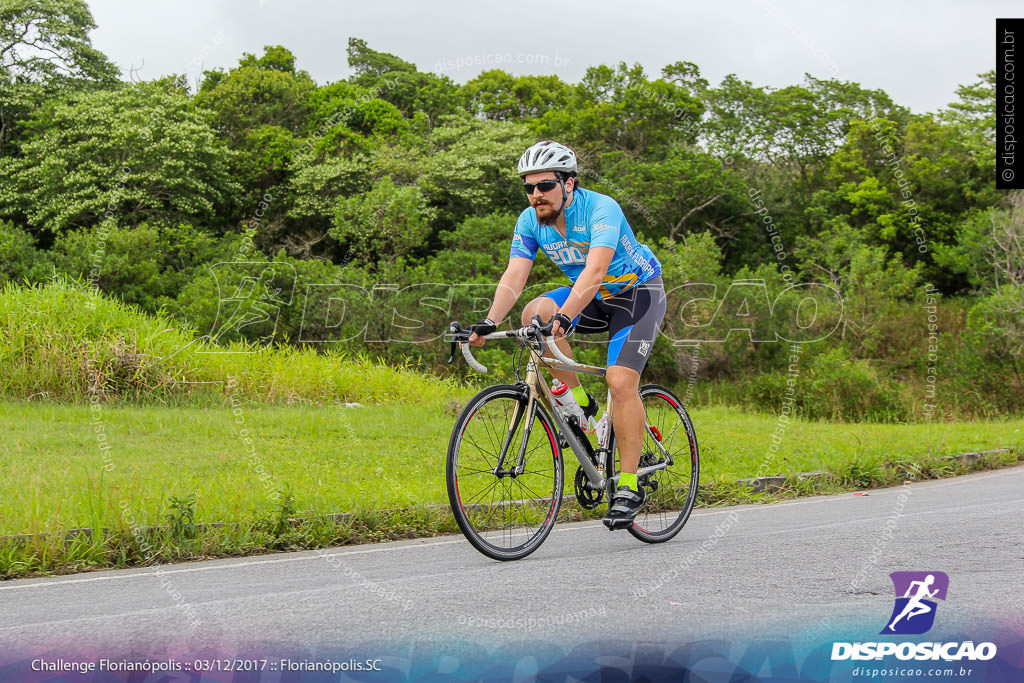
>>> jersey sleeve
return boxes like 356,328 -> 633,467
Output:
509,212 -> 539,260
588,196 -> 625,250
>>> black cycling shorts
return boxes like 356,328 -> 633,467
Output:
541,276 -> 666,373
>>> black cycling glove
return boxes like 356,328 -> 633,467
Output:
539,312 -> 574,337
468,318 -> 497,337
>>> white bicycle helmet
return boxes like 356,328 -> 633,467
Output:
517,140 -> 577,177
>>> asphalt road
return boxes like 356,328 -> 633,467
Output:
1,466 -> 1021,671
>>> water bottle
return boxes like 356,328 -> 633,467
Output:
551,379 -> 585,426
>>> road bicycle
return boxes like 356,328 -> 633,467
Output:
445,317 -> 700,561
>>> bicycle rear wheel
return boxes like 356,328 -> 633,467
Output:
624,384 -> 700,543
446,384 -> 564,561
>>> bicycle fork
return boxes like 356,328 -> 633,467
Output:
493,394 -> 530,477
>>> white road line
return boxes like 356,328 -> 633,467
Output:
0,539 -> 471,592
2,467 -> 1018,593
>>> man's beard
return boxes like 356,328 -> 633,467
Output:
534,201 -> 563,226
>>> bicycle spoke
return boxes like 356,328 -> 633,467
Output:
478,406 -> 504,453
508,483 -> 539,527
509,477 -> 551,503
461,432 -> 492,458
518,469 -> 556,477
460,476 -> 503,507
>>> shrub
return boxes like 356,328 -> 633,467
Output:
52,223 -> 225,312
801,348 -> 905,421
0,221 -> 52,285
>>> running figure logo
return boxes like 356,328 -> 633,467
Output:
881,571 -> 949,635
204,262 -> 296,348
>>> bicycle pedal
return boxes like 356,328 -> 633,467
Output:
602,517 -> 631,531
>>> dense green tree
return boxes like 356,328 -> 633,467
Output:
287,152 -> 373,226
461,70 -> 572,121
963,284 -> 1024,398
940,69 -> 995,143
0,0 -> 118,83
794,224 -> 922,354
0,79 -> 241,235
330,176 -> 436,267
424,211 -> 520,284
703,74 -> 905,215
589,147 -> 752,263
169,250 -> 360,347
0,220 -> 52,284
936,190 -> 1024,292
703,74 -> 902,162
196,45 -> 315,144
806,111 -> 997,289
534,62 -> 702,155
52,222 -> 225,311
234,124 -> 297,194
346,38 -> 461,123
0,0 -> 118,155
407,115 -> 532,227
660,60 -> 709,97
304,80 -> 409,139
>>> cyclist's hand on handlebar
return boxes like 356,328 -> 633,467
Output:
544,313 -> 574,340
467,318 -> 496,347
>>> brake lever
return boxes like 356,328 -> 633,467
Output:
532,314 -> 553,337
527,315 -> 550,356
447,322 -> 466,364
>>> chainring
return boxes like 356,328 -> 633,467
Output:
574,466 -> 604,509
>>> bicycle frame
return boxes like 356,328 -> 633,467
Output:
521,346 -> 611,492
457,323 -> 674,497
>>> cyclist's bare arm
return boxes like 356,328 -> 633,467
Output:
551,246 -> 614,336
469,257 -> 533,346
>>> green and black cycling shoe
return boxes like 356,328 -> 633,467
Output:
581,392 -> 599,421
602,485 -> 647,530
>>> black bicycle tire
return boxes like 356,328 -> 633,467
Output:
625,384 -> 700,543
446,384 -> 564,561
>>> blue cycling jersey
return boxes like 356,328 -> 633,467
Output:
509,187 -> 662,299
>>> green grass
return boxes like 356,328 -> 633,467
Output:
0,279 -> 464,405
692,406 -> 1023,480
3,401 -> 1022,537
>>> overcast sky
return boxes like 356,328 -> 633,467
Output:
87,0 -> 1012,114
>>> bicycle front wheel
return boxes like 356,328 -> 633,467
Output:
446,384 -> 564,561
626,384 -> 700,543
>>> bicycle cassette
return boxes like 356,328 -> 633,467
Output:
574,465 -> 604,509
638,451 -> 663,492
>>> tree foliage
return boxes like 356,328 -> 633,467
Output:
0,80 -> 240,234
196,45 -> 315,144
330,176 -> 436,266
0,0 -> 118,155
0,0 -> 117,83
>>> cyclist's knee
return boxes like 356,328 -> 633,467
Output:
521,297 -> 558,325
607,365 -> 640,401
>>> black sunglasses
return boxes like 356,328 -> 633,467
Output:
523,179 -> 561,194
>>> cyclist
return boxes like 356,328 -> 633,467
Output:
467,140 -> 667,530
